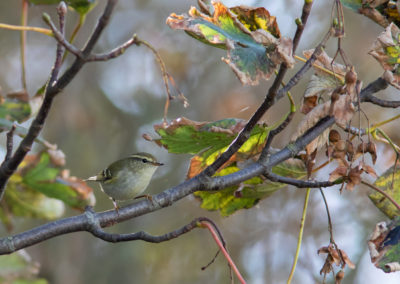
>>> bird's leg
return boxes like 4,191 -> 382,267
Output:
111,198 -> 120,217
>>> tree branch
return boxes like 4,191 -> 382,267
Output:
362,94 -> 400,108
264,172 -> 340,188
0,0 -> 118,201
0,77 -> 389,254
201,0 -> 315,177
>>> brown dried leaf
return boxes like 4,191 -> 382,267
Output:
340,249 -> 356,269
6,90 -> 29,102
300,94 -> 318,114
291,102 -> 331,155
329,129 -> 341,144
360,161 -> 378,178
369,23 -> 400,90
329,166 -> 348,182
304,49 -> 347,77
355,142 -> 378,164
347,165 -> 362,190
331,94 -> 355,128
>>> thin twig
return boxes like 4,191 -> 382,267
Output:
319,188 -> 335,243
201,221 -> 246,284
287,188 -> 311,284
265,172 -> 340,188
20,0 -> 28,90
43,12 -> 83,59
200,0 -> 316,177
0,23 -> 52,36
86,35 -> 140,61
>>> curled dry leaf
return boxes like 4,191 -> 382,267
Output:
368,218 -> 400,273
355,141 -> 378,164
318,243 -> 355,277
329,166 -> 348,182
369,23 -> 400,89
301,49 -> 346,113
166,2 -> 294,85
291,102 -> 331,155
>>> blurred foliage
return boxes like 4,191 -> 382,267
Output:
0,151 -> 95,230
28,0 -> 97,15
0,91 -> 31,123
0,251 -> 48,283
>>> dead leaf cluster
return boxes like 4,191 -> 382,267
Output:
318,243 -> 355,283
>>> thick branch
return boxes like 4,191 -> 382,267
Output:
0,77 -> 388,254
363,94 -> 400,108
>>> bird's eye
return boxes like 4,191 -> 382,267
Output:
142,158 -> 148,163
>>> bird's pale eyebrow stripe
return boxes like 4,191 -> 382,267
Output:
130,154 -> 155,162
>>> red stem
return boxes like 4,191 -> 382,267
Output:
201,221 -> 247,284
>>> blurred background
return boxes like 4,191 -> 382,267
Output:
0,0 -> 400,283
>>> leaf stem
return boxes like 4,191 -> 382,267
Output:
361,180 -> 400,212
20,0 -> 28,90
0,23 -> 52,36
287,187 -> 310,284
201,221 -> 246,284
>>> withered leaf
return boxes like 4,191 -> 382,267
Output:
369,23 -> 400,89
167,2 -> 294,85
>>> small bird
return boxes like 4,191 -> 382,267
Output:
85,152 -> 163,211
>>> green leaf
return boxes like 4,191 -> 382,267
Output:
22,152 -> 95,209
28,0 -> 96,15
340,0 -> 363,12
195,160 -> 306,216
154,117 -> 307,216
166,2 -> 294,85
0,251 -> 48,283
0,151 -> 95,228
2,182 -> 65,221
0,91 -> 31,123
369,165 -> 400,218
154,117 -> 270,178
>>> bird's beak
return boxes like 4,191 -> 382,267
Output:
85,176 -> 99,182
152,162 -> 164,166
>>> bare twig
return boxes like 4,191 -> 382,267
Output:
86,35 -> 140,61
287,188 -> 311,284
0,0 -> 118,201
319,188 -> 335,243
20,0 -> 28,90
200,221 -> 246,284
201,1 -> 315,177
265,172 -> 340,188
43,12 -> 83,59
